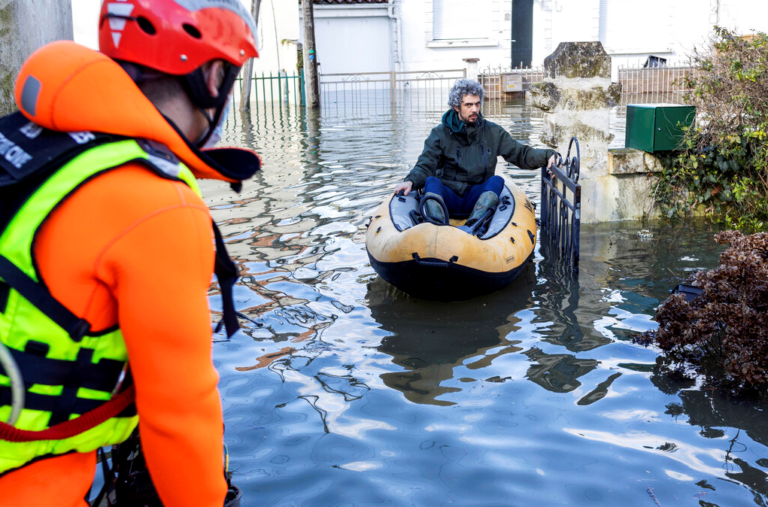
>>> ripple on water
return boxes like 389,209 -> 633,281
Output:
204,102 -> 768,506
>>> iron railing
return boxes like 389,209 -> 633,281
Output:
618,64 -> 695,106
233,70 -> 305,109
540,137 -> 581,271
478,65 -> 546,99
477,63 -> 697,107
318,69 -> 466,113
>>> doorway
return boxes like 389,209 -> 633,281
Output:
511,0 -> 533,68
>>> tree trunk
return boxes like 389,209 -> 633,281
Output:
239,0 -> 262,111
302,0 -> 320,109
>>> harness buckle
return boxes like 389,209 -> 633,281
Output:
69,319 -> 91,342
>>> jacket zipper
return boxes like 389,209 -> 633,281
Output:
481,143 -> 488,181
455,146 -> 460,180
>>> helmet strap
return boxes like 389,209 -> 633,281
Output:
179,64 -> 240,147
193,102 -> 223,147
180,64 -> 239,110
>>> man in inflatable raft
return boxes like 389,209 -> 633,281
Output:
393,79 -> 556,225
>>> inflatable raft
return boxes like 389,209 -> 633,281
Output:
366,180 -> 537,301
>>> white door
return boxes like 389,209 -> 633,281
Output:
315,17 -> 392,75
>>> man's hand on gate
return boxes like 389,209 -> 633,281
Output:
394,181 -> 413,196
547,154 -> 556,178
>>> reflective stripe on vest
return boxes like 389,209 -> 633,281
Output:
0,139 -> 200,473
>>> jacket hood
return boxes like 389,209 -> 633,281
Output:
442,109 -> 484,134
13,41 -> 259,184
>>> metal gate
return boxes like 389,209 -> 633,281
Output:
540,137 -> 581,271
319,69 -> 466,113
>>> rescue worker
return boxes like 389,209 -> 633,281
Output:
0,1 -> 260,505
394,79 -> 557,225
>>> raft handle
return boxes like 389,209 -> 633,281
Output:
411,252 -> 457,269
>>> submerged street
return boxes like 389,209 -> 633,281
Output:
203,98 -> 768,506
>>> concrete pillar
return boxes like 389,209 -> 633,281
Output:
0,0 -> 74,116
529,42 -> 622,223
463,58 -> 479,82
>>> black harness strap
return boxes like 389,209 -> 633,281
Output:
48,348 -> 99,426
0,343 -> 123,391
0,281 -> 8,312
212,222 -> 240,338
0,255 -> 90,341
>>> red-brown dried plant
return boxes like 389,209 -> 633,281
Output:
636,231 -> 768,391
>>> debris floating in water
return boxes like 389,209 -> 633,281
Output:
646,486 -> 662,506
637,229 -> 654,239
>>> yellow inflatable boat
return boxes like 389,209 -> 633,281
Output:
366,180 -> 537,300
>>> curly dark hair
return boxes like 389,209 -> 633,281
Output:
448,79 -> 485,109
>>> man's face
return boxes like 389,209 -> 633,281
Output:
454,94 -> 481,124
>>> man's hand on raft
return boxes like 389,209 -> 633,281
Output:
394,181 -> 414,195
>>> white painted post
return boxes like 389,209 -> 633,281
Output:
463,58 -> 480,82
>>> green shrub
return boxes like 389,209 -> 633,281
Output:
655,27 -> 768,229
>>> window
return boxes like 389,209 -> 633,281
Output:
433,0 -> 493,41
598,0 -> 671,53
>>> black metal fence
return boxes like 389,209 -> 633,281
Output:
540,137 -> 581,271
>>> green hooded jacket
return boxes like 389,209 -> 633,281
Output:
404,109 -> 556,196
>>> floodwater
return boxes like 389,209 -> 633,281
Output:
201,98 -> 768,507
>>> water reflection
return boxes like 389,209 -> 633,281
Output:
649,367 -> 768,498
368,264 -> 535,406
203,99 -> 768,507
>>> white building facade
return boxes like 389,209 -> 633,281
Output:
304,0 -> 514,75
534,0 -> 768,77
304,0 -> 768,78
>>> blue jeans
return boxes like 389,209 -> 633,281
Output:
423,176 -> 504,217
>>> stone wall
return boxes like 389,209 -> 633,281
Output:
607,148 -> 663,220
528,41 -> 687,222
530,42 -> 622,223
0,0 -> 73,116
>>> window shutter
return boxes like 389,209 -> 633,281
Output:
433,0 -> 492,40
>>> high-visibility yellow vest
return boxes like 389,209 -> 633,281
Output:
0,137 -> 200,474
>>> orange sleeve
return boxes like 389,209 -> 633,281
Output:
95,204 -> 227,507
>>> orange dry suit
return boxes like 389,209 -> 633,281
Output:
0,42 -> 259,507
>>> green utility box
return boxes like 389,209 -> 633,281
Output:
625,104 -> 695,152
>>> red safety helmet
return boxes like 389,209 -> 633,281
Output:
99,0 -> 258,76
98,0 -> 259,146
